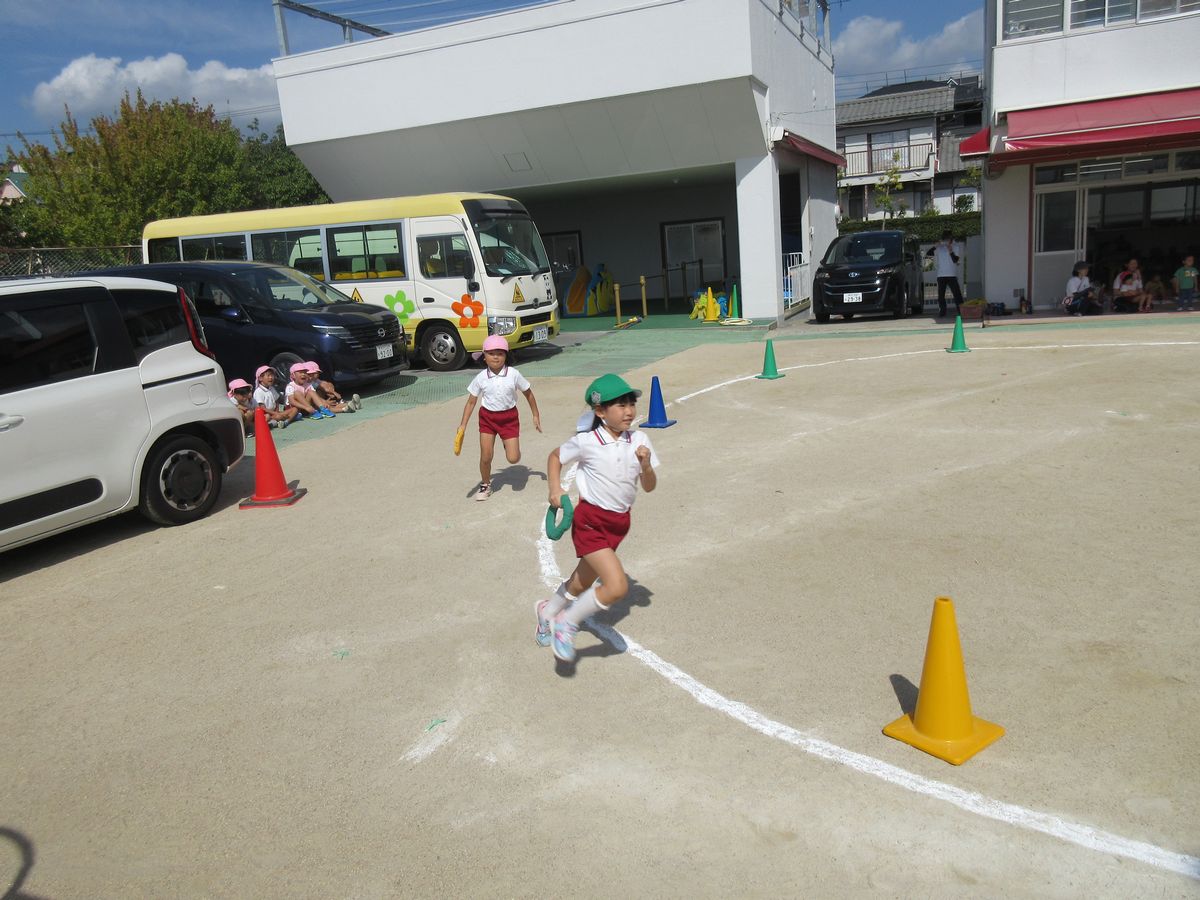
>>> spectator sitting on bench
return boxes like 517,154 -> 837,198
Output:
1112,258 -> 1152,312
1064,261 -> 1101,316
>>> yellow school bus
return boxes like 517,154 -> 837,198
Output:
143,192 -> 559,370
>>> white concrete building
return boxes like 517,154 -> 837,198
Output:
273,0 -> 840,322
964,0 -> 1200,310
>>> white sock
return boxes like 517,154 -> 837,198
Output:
542,581 -> 574,619
561,584 -> 604,627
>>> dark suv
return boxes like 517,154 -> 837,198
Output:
812,231 -> 923,322
87,262 -> 408,388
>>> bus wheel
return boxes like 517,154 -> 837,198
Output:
421,323 -> 466,372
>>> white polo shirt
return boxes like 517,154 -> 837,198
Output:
253,384 -> 281,411
559,427 -> 659,513
467,365 -> 530,412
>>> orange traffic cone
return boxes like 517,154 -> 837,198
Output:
240,408 -> 307,508
883,596 -> 1003,765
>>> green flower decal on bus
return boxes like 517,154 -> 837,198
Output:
385,290 -> 415,321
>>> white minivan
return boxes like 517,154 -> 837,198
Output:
0,276 -> 245,553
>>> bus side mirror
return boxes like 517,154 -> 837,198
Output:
467,281 -> 480,293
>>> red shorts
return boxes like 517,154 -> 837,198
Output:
478,406 -> 519,440
571,499 -> 631,558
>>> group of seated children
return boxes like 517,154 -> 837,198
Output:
1065,254 -> 1197,315
227,361 -> 363,435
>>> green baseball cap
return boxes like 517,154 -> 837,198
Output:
584,374 -> 641,407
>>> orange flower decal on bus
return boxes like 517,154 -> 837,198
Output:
452,294 -> 484,328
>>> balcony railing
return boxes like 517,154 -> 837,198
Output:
840,143 -> 935,178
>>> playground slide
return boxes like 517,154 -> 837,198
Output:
566,265 -> 591,316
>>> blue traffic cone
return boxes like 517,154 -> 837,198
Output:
641,375 -> 677,428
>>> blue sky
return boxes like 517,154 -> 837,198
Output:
0,0 -> 983,147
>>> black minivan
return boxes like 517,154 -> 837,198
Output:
811,230 -> 923,323
88,261 -> 408,387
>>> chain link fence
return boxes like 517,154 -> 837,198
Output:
0,245 -> 140,277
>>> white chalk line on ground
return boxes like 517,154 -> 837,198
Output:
541,342 -> 1200,881
672,341 -> 1200,405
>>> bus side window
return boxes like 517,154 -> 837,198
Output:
419,238 -> 445,278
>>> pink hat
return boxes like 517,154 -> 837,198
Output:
472,334 -> 510,361
289,362 -> 307,375
255,365 -> 271,381
227,378 -> 252,398
304,361 -> 321,373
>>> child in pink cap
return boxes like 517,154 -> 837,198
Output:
252,366 -> 298,428
227,378 -> 256,434
285,362 -> 334,419
304,361 -> 360,413
455,334 -> 540,501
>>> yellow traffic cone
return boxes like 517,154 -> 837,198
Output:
883,596 -> 1004,765
702,287 -> 720,323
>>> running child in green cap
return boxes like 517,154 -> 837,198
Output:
538,374 -> 659,663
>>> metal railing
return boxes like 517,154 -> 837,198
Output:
840,143 -> 935,178
0,245 -> 140,278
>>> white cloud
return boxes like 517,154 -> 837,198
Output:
834,10 -> 984,79
30,52 -> 279,130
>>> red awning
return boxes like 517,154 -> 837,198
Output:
958,127 -> 991,157
1003,87 -> 1200,154
779,131 -> 845,168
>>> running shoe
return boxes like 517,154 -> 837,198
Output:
534,600 -> 552,648
475,482 -> 491,502
319,407 -> 335,418
551,616 -> 579,663
351,393 -> 363,411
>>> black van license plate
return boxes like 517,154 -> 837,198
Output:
376,344 -> 394,360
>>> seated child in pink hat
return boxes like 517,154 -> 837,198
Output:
285,362 -> 334,419
227,378 -> 256,434
304,361 -> 360,413
252,366 -> 299,428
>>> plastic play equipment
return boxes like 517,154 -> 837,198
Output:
565,265 -> 591,317
586,264 -> 615,315
545,495 -> 574,540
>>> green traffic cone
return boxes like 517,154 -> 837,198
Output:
755,338 -> 785,379
730,284 -> 739,319
946,315 -> 970,353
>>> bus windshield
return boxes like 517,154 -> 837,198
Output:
230,266 -> 354,310
473,216 -> 550,278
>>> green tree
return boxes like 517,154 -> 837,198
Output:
241,122 -> 328,209
872,153 -> 906,228
11,92 -> 249,245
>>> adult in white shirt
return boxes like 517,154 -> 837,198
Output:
925,230 -> 963,317
1113,257 -> 1152,313
1064,262 -> 1099,316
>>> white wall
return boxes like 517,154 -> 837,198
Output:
992,16 -> 1200,113
276,0 -> 757,146
981,164 -> 1030,306
749,0 -> 837,152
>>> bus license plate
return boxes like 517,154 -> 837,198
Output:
533,326 -> 549,343
376,344 -> 394,360
843,292 -> 863,303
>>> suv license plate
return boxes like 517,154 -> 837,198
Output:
533,325 -> 549,343
376,343 -> 394,360
843,292 -> 863,303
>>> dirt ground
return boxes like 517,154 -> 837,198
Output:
2,317 -> 1198,898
